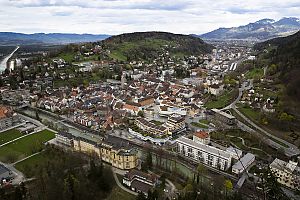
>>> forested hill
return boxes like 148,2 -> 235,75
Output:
255,31 -> 300,116
100,31 -> 214,61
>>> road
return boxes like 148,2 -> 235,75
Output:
0,46 -> 19,72
112,167 -> 138,196
220,79 -> 300,157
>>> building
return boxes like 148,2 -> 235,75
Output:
232,153 -> 255,175
193,131 -> 210,145
100,136 -> 138,170
73,135 -> 138,170
208,84 -> 224,96
0,106 -> 18,130
164,114 -> 186,135
123,169 -> 159,196
211,109 -> 236,125
226,146 -> 243,160
270,158 -> 300,190
135,118 -> 169,136
55,132 -> 74,147
176,136 -> 232,171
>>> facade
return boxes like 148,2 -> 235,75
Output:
211,109 -> 236,125
232,153 -> 255,175
164,114 -> 186,135
176,136 -> 232,171
55,132 -> 74,146
193,131 -> 210,145
100,136 -> 138,170
123,169 -> 159,196
270,158 -> 300,190
72,135 -> 138,170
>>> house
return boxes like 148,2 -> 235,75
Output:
208,84 -> 224,96
193,131 -> 210,145
123,169 -> 159,196
0,106 -> 19,130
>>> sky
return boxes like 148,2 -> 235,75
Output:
0,0 -> 300,35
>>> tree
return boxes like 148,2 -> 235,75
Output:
136,192 -> 147,200
196,163 -> 207,186
138,111 -> 144,117
224,179 -> 233,197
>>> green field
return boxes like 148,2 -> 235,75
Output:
0,130 -> 55,163
199,119 -> 209,125
0,129 -> 23,145
245,68 -> 264,79
205,89 -> 238,109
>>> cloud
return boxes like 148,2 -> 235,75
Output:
1,0 -> 300,34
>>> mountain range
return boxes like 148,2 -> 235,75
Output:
201,17 -> 300,41
0,32 -> 110,45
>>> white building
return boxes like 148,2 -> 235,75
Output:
176,136 -> 232,171
232,153 -> 255,175
270,158 -> 300,190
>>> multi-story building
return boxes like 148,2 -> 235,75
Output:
100,136 -> 138,170
270,158 -> 300,190
55,132 -> 74,147
135,118 -> 169,136
176,135 -> 232,171
72,135 -> 138,170
164,114 -> 186,135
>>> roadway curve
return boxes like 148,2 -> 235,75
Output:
220,79 -> 300,157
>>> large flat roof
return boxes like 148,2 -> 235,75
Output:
176,136 -> 231,159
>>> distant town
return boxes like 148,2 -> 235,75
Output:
0,30 -> 299,200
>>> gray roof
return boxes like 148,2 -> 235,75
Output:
176,136 -> 232,159
211,109 -> 236,119
232,153 -> 255,171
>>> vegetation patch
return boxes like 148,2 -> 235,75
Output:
0,129 -> 55,163
0,128 -> 23,145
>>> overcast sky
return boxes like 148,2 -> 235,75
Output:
1,0 -> 300,35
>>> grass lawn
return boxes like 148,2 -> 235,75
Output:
0,130 -> 55,163
238,107 -> 260,122
0,129 -> 23,145
14,152 -> 48,176
191,122 -> 208,129
205,89 -> 238,109
107,186 -> 136,200
199,119 -> 209,125
245,68 -> 264,79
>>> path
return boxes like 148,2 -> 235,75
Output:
219,79 -> 300,157
0,127 -> 46,148
13,150 -> 45,165
112,167 -> 138,196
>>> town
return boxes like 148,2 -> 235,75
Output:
0,30 -> 299,200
